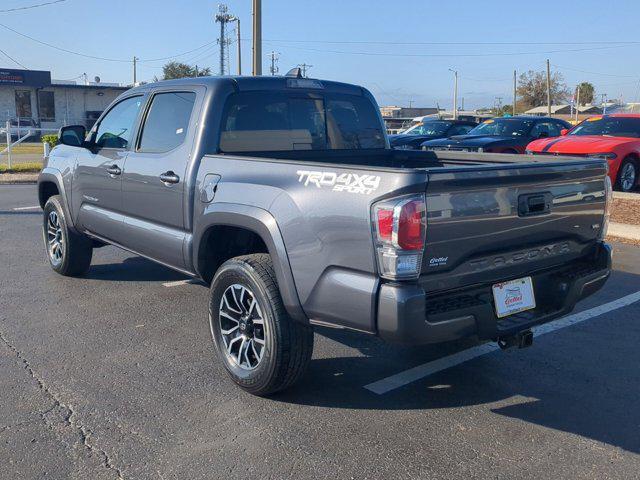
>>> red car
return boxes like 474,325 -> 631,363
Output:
526,114 -> 640,192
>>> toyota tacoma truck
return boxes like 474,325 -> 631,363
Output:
38,73 -> 612,396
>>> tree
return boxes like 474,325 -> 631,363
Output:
156,61 -> 211,81
575,82 -> 595,105
516,70 -> 569,109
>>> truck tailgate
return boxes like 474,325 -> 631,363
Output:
420,159 -> 607,293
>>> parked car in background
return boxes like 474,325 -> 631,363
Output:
421,116 -> 571,154
527,114 -> 640,192
388,120 -> 477,150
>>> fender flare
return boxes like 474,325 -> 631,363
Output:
38,167 -> 76,230
193,203 -> 308,324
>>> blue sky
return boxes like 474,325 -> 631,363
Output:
2,0 -> 640,108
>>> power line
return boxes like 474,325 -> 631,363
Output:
262,41 -> 636,58
0,47 -> 26,68
0,0 -> 66,13
0,22 -> 130,62
262,38 -> 640,46
553,64 -> 637,78
0,22 -> 217,64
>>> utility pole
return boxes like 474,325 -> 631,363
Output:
215,5 -> 235,76
297,63 -> 313,78
252,0 -> 262,75
513,70 -> 517,115
235,18 -> 241,75
575,87 -> 581,122
448,69 -> 458,119
132,56 -> 139,85
495,96 -> 503,115
546,59 -> 552,116
269,51 -> 280,76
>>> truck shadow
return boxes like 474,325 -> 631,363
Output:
273,271 -> 640,455
85,257 -> 188,283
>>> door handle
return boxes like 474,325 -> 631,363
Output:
107,165 -> 122,176
160,171 -> 180,185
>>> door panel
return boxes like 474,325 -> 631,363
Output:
75,148 -> 128,240
74,95 -> 145,243
121,91 -> 197,269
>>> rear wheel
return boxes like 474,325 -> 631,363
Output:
209,254 -> 314,396
615,158 -> 638,192
42,195 -> 93,276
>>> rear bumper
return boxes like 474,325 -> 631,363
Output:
377,242 -> 612,345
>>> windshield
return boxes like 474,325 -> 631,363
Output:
402,121 -> 451,136
220,91 -> 386,152
468,118 -> 534,137
570,116 -> 640,138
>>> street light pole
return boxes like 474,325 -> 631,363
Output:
449,69 -> 458,120
252,0 -> 262,76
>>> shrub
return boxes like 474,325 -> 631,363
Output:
42,134 -> 59,148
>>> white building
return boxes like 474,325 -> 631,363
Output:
0,68 -> 129,133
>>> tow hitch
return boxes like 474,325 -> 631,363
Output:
497,329 -> 534,350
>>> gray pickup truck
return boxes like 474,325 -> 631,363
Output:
38,73 -> 612,395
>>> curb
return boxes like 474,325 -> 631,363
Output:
608,222 -> 640,241
613,191 -> 640,200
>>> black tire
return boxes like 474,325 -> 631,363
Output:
42,195 -> 93,276
615,157 -> 638,192
209,254 -> 314,396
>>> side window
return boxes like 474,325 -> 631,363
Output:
448,124 -> 474,135
550,122 -> 566,136
95,96 -> 143,149
138,92 -> 196,153
530,122 -> 551,138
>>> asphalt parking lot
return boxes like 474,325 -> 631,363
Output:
2,184 -> 640,480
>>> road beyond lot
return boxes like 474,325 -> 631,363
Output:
1,185 -> 640,480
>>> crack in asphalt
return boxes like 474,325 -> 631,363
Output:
0,330 -> 125,480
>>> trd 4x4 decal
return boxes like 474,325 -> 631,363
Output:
296,170 -> 381,195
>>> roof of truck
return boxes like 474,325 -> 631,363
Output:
129,75 -> 365,96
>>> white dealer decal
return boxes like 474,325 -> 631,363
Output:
296,170 -> 381,195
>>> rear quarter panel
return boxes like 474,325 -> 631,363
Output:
194,155 -> 428,332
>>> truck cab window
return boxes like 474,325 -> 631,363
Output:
95,96 -> 143,149
220,91 -> 385,152
138,92 -> 196,153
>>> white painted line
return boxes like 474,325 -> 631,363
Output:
162,279 -> 199,287
12,205 -> 40,211
364,290 -> 640,395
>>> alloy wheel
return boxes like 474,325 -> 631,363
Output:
621,162 -> 636,192
46,211 -> 64,266
217,284 -> 266,370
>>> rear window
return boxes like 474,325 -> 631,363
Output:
219,91 -> 385,152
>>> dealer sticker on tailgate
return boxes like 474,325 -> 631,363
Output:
492,277 -> 536,318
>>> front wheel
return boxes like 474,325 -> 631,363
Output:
616,158 -> 638,192
209,254 -> 314,396
42,195 -> 93,276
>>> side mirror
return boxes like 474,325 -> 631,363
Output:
59,125 -> 86,147
560,129 -> 569,136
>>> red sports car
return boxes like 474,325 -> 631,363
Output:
526,114 -> 640,192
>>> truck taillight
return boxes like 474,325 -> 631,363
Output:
372,194 -> 426,280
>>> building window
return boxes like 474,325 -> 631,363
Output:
38,91 -> 55,122
15,90 -> 32,119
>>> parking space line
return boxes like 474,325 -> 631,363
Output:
364,290 -> 640,395
12,205 -> 40,211
162,279 -> 201,287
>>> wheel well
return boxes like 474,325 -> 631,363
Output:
38,181 -> 59,208
198,225 -> 269,283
